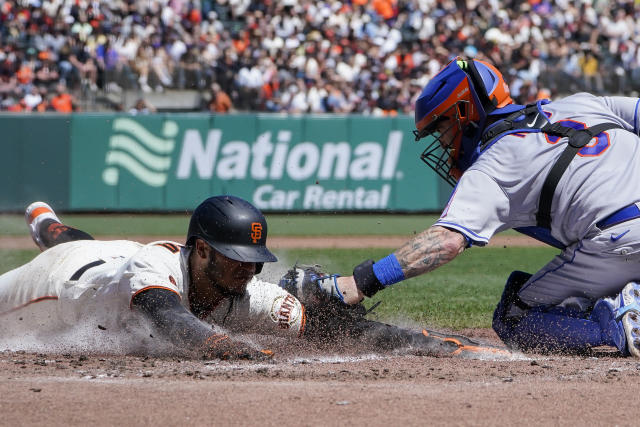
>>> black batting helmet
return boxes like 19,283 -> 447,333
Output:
186,195 -> 277,265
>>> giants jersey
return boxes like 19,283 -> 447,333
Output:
0,239 -> 304,338
435,93 -> 640,246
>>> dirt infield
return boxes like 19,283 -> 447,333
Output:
4,234 -> 636,426
2,335 -> 639,426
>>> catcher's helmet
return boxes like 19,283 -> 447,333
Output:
413,57 -> 517,186
186,195 -> 277,264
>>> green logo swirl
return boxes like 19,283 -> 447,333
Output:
102,118 -> 178,187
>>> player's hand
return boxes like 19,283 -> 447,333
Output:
336,276 -> 364,305
203,334 -> 274,361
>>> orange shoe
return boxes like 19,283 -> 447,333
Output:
421,329 -> 513,359
24,201 -> 60,251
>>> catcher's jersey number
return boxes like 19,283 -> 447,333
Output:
544,119 -> 612,157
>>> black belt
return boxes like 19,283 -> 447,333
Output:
596,203 -> 640,231
70,260 -> 105,281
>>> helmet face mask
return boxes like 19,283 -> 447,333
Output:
415,100 -> 469,187
413,57 -> 513,186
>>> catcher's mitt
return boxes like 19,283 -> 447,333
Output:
278,264 -> 345,306
278,264 -> 376,340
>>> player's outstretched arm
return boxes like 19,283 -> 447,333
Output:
132,288 -> 271,360
338,226 -> 467,304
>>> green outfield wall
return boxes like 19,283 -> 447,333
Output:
1,113 -> 450,212
0,115 -> 71,211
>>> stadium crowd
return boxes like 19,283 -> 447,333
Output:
1,0 -> 639,113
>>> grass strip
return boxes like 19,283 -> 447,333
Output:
0,213 -> 526,237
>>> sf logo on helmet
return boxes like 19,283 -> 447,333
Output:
251,222 -> 263,243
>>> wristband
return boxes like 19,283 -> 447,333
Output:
353,259 -> 384,297
372,254 -> 405,286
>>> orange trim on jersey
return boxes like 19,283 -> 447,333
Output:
297,304 -> 307,338
0,295 -> 58,317
28,207 -> 53,223
129,286 -> 181,309
154,242 -> 181,253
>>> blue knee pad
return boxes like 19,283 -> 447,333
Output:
492,271 -> 623,353
501,307 -> 605,353
492,271 -> 532,347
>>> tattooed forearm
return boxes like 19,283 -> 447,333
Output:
394,226 -> 466,279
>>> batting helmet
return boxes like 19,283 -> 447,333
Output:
186,195 -> 277,265
413,57 -> 518,186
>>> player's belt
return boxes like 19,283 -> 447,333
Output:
69,260 -> 106,281
596,203 -> 640,230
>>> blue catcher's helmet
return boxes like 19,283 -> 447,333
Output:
413,57 -> 517,186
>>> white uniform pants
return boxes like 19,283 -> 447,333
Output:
0,241 -> 140,328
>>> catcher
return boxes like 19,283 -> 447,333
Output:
328,58 -> 640,357
0,196 -> 509,360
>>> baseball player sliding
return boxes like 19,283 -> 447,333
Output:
0,195 -> 507,359
328,57 -> 640,358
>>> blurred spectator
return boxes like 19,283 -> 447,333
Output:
373,0 -> 399,24
6,98 -> 26,112
0,74 -> 18,97
16,49 -> 36,89
151,47 -> 174,91
236,57 -> 262,110
68,38 -> 98,91
34,50 -> 60,89
129,98 -> 156,115
133,42 -> 154,93
579,51 -> 604,94
177,46 -> 205,90
22,86 -> 43,111
50,83 -> 75,113
96,37 -> 133,93
207,83 -> 233,113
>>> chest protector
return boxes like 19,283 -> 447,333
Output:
479,102 -> 624,249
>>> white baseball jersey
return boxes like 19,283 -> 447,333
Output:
0,239 -> 304,339
434,93 -> 640,305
